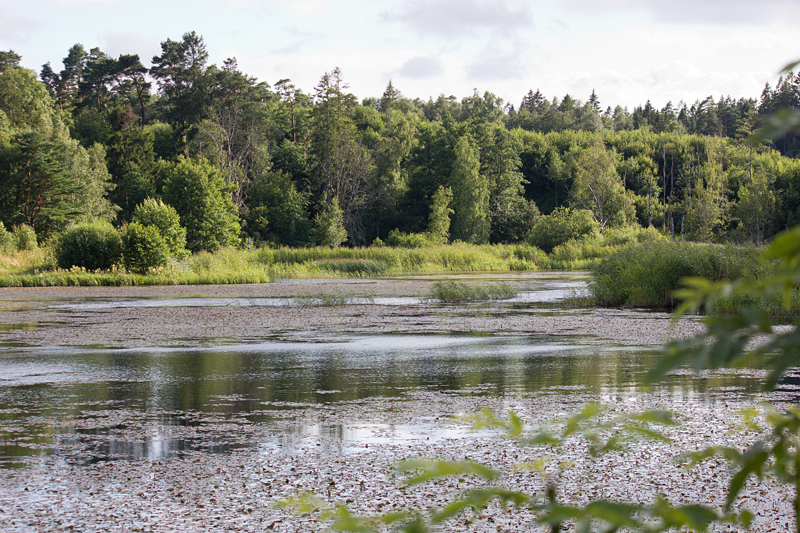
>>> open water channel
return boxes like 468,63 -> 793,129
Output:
0,273 -> 791,532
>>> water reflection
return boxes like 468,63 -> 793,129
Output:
0,334 -> 767,467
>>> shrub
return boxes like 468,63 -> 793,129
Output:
132,198 -> 188,259
160,157 -> 241,252
526,208 -> 599,254
122,222 -> 170,273
313,198 -> 347,247
55,220 -> 122,270
590,241 -> 767,307
12,224 -> 37,252
0,221 -> 14,254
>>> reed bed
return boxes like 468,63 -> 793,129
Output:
590,241 -> 770,308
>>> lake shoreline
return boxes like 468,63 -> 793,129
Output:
0,275 -> 704,348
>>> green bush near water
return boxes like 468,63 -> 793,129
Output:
54,220 -> 122,270
590,241 -> 768,308
13,224 -> 37,252
0,222 -> 15,253
131,198 -> 188,259
122,222 -> 171,273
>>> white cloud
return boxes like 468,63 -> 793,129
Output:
466,41 -> 532,81
383,0 -> 533,38
559,0 -> 800,24
99,31 -> 161,65
397,56 -> 444,80
0,4 -> 45,44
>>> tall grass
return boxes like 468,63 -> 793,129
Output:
260,243 -> 548,277
425,281 -> 518,302
0,227 -> 686,287
590,241 -> 769,308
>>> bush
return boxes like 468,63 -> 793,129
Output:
55,220 -> 122,270
0,221 -> 14,254
132,198 -> 188,259
526,208 -> 599,254
313,198 -> 348,247
590,241 -> 767,307
122,222 -> 170,273
12,224 -> 37,252
160,157 -> 241,252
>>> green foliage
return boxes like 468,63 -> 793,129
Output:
54,220 -> 122,270
241,170 -> 311,246
526,207 -> 600,253
650,224 -> 800,388
160,157 -> 241,252
637,221 -> 800,530
385,229 -> 437,248
569,140 -> 631,228
311,258 -> 390,276
314,198 -> 348,247
449,135 -> 489,243
0,221 -> 13,253
424,281 -> 517,302
1,130 -> 84,236
12,224 -> 37,251
131,198 -> 187,258
590,241 -> 766,307
426,185 -> 453,244
122,222 -> 170,273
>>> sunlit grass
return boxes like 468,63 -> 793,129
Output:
424,281 -> 518,303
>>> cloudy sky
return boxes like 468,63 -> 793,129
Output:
2,0 -> 798,110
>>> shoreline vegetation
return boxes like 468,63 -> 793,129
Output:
2,233 -> 795,318
0,230 -> 745,286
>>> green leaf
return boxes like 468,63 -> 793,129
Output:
397,459 -> 499,485
331,505 -> 377,533
431,488 -> 528,523
584,500 -> 640,527
726,441 -> 769,509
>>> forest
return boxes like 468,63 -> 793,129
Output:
3,31 -> 800,266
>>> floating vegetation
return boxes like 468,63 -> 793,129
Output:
424,281 -> 518,303
295,292 -> 355,307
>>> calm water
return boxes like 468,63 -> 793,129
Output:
0,276 -> 767,468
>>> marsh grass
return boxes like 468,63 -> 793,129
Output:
590,241 -> 769,308
425,281 -> 518,303
0,236 -> 663,287
260,244 -> 546,276
294,292 -> 359,307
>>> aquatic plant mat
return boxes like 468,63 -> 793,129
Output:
0,273 -> 792,532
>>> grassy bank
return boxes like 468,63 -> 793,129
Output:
0,243 -> 552,287
588,241 -> 798,316
0,227 -> 744,290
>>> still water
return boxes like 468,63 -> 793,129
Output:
0,278 -> 767,468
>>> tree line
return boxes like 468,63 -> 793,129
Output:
1,32 -> 800,254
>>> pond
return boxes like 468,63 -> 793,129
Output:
0,273 -> 788,532
0,273 -> 766,468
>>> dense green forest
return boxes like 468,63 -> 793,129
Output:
3,32 -> 800,259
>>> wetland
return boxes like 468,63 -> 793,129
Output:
0,272 -> 792,532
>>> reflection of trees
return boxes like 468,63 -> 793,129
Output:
0,339 -> 769,466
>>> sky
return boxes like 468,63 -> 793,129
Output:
2,0 -> 799,111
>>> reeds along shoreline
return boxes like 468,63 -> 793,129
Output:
589,241 -> 799,318
0,244 -> 551,287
